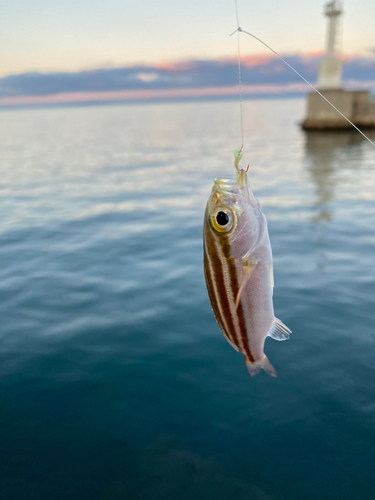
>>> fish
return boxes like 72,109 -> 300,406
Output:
203,150 -> 291,377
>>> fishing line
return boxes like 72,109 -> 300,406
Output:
230,27 -> 375,148
234,0 -> 244,148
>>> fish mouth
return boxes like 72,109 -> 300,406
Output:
212,168 -> 258,210
213,179 -> 237,203
213,170 -> 248,201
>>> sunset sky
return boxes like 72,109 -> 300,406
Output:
1,0 -> 374,107
2,0 -> 375,77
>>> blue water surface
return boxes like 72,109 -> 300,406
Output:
1,100 -> 375,500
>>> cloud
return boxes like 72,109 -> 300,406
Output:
0,53 -> 374,107
0,83 -> 313,107
135,72 -> 159,82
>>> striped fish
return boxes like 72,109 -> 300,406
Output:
203,153 -> 291,377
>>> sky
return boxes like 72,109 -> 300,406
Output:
1,0 -> 375,77
0,0 -> 374,106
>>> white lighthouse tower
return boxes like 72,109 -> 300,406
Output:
302,0 -> 375,130
317,0 -> 343,89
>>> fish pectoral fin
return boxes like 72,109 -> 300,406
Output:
235,260 -> 257,310
267,317 -> 292,341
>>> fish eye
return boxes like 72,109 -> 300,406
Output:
216,211 -> 229,226
210,208 -> 234,233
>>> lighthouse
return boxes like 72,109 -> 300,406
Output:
302,0 -> 375,131
317,0 -> 343,89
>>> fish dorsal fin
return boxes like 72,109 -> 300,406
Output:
235,260 -> 256,309
268,317 -> 291,341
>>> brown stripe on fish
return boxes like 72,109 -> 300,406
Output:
204,235 -> 229,336
204,237 -> 239,349
203,228 -> 240,350
203,249 -> 229,341
222,238 -> 255,363
210,234 -> 245,352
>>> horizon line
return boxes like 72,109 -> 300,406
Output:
1,80 -> 374,109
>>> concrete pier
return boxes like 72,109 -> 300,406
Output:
303,90 -> 375,130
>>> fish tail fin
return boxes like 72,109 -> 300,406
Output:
246,355 -> 277,378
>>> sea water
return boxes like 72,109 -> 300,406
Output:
1,100 -> 375,500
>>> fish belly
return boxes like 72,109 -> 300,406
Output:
236,260 -> 274,362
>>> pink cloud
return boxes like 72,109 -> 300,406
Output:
0,83 -> 312,107
219,54 -> 275,67
1,52 -> 373,108
152,60 -> 196,72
